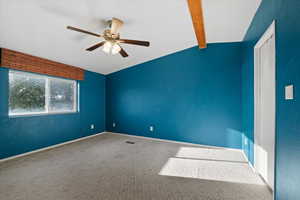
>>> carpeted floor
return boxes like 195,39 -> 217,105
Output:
0,133 -> 272,200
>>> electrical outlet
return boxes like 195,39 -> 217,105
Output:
90,124 -> 94,129
149,126 -> 154,132
113,122 -> 116,127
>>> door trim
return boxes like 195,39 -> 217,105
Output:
254,20 -> 276,192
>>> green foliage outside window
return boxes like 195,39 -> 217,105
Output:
9,76 -> 45,113
9,71 -> 77,115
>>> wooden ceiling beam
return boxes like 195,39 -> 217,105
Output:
187,0 -> 207,48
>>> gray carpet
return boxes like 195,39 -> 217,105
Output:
0,133 -> 272,200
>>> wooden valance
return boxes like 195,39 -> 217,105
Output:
0,48 -> 84,80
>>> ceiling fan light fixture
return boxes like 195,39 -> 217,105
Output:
102,41 -> 112,54
102,41 -> 121,55
111,43 -> 121,55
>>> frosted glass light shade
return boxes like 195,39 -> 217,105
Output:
111,43 -> 121,55
102,41 -> 112,54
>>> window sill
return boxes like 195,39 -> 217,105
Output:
9,111 -> 78,118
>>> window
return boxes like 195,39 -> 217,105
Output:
9,70 -> 77,116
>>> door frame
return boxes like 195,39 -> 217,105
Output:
254,20 -> 276,193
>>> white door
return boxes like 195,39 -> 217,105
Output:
254,22 -> 276,190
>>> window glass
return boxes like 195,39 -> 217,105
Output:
9,70 -> 77,116
49,79 -> 76,112
9,72 -> 46,114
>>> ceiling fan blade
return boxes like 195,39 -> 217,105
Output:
110,18 -> 124,35
67,26 -> 101,37
118,39 -> 150,47
187,0 -> 207,48
86,41 -> 105,51
119,46 -> 129,57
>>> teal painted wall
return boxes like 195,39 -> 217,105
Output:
242,0 -> 300,199
0,68 -> 106,159
106,43 -> 243,149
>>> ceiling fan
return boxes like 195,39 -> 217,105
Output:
67,18 -> 150,57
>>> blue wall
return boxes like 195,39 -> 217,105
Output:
242,0 -> 300,199
106,43 -> 243,149
0,68 -> 106,159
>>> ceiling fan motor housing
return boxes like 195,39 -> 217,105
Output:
103,29 -> 120,41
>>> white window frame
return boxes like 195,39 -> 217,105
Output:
9,70 -> 78,117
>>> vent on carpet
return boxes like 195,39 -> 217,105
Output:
126,141 -> 135,144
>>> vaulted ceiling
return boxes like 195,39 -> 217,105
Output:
0,0 -> 261,74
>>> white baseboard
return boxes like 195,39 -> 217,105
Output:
242,151 -> 274,194
242,151 -> 256,173
0,131 -> 243,163
0,132 -> 107,163
108,132 -> 242,152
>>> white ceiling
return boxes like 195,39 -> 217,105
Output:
0,0 -> 261,75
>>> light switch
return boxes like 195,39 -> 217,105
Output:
285,85 -> 294,100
